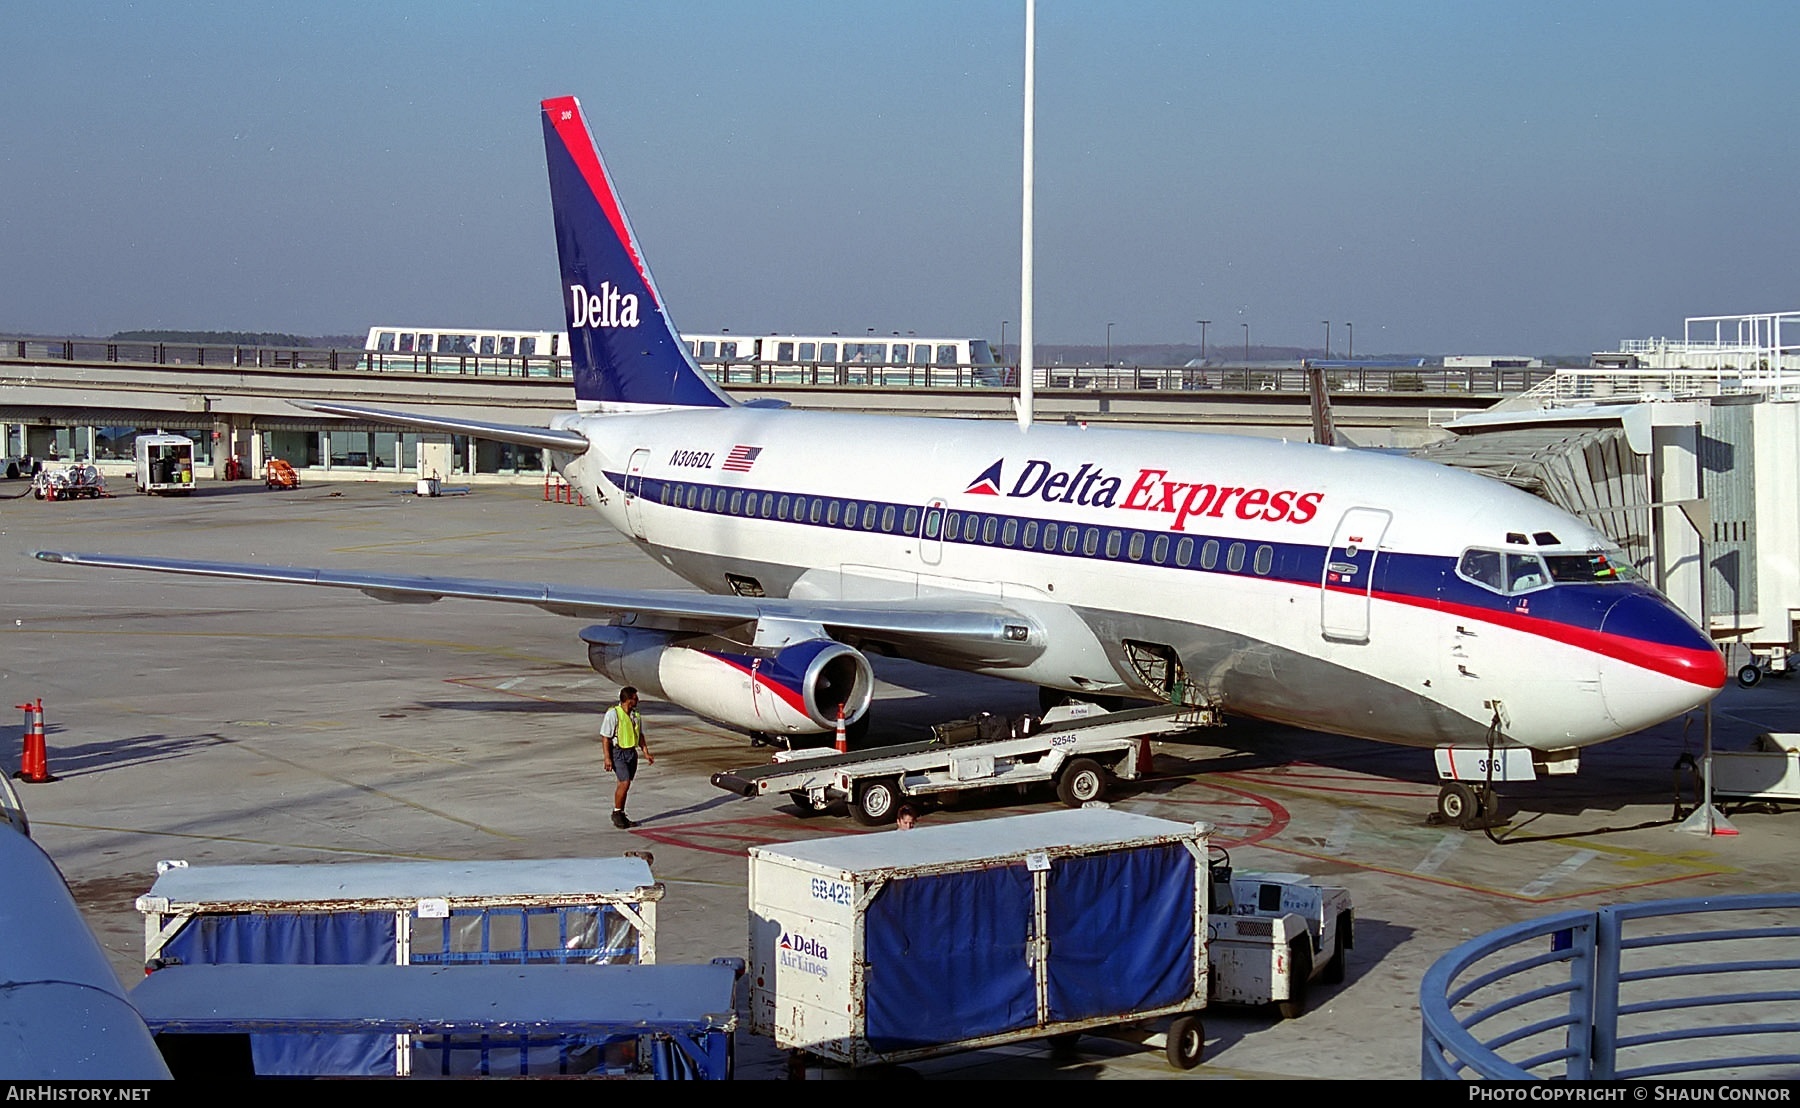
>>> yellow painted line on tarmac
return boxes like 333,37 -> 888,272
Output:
32,819 -> 470,862
1258,837 -> 1735,904
7,625 -> 565,664
215,736 -> 524,841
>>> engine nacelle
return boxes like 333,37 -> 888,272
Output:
579,626 -> 874,735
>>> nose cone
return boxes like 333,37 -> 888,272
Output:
1597,593 -> 1726,730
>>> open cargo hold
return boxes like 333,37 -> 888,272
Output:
136,856 -> 663,1077
748,808 -> 1211,1071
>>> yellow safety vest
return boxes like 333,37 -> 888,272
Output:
611,707 -> 640,749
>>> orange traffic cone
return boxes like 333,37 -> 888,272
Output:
834,704 -> 849,754
1136,736 -> 1154,778
14,699 -> 54,783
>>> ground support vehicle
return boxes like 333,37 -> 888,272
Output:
1206,850 -> 1353,1019
134,433 -> 195,495
136,856 -> 665,1077
131,960 -> 741,1079
711,702 -> 1215,825
1735,648 -> 1800,688
747,808 -> 1212,1072
1711,733 -> 1800,807
31,463 -> 105,501
264,457 -> 300,489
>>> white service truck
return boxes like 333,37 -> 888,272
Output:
135,433 -> 195,495
1206,850 -> 1354,1018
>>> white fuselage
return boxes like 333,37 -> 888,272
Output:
551,405 -> 1720,751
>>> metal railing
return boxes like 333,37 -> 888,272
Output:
1420,893 -> 1800,1080
2,337 -> 1557,395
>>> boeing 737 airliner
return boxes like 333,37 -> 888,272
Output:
37,96 -> 1725,822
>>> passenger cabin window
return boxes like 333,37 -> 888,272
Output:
1226,542 -> 1246,572
500,337 -> 516,356
799,343 -> 816,361
778,342 -> 795,361
937,345 -> 957,364
1254,545 -> 1274,575
820,343 -> 837,362
480,336 -> 496,355
521,337 -> 538,356
1201,540 -> 1219,570
1175,537 -> 1194,567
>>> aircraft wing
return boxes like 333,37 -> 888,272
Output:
289,400 -> 591,454
31,551 -> 1042,669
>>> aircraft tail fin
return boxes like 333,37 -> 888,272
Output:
541,96 -> 734,411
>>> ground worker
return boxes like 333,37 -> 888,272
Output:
600,686 -> 653,828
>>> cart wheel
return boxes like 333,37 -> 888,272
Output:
1436,783 -> 1481,827
788,791 -> 827,818
1278,941 -> 1312,1020
1056,758 -> 1110,807
1322,913 -> 1352,985
1045,1031 -> 1081,1059
852,778 -> 901,825
1165,1014 -> 1204,1070
1738,663 -> 1765,689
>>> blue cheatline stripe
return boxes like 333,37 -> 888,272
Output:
605,469 -> 1707,657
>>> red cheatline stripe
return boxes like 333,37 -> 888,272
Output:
542,97 -> 658,308
1357,586 -> 1725,688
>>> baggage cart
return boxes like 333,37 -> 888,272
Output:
714,701 -> 1214,823
132,960 -> 741,1079
747,808 -> 1211,1072
136,855 -> 663,1076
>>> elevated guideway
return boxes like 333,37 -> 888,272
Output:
0,338 -> 1524,456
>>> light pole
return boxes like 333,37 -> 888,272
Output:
1322,320 -> 1330,359
1000,320 -> 1009,364
1346,322 -> 1353,359
1106,322 -> 1115,368
1197,319 -> 1210,360
1242,322 -> 1250,364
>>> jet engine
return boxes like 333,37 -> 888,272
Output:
579,626 -> 874,735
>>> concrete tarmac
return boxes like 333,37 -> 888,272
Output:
2,479 -> 1795,1080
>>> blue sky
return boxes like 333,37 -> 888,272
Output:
3,1 -> 1794,356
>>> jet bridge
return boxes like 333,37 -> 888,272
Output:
1417,391 -> 1790,667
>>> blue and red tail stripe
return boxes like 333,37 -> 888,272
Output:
540,95 -> 732,409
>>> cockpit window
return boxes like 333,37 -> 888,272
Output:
1459,547 -> 1552,595
1545,551 -> 1640,585
1506,553 -> 1548,593
1458,549 -> 1506,591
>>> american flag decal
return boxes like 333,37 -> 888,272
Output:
723,445 -> 762,472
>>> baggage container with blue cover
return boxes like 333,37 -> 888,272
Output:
747,808 -> 1211,1070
